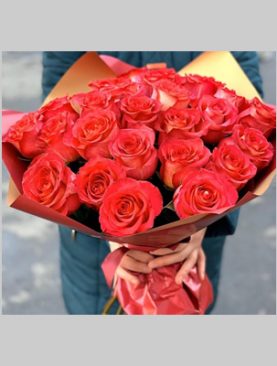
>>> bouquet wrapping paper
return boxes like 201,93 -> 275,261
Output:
2,51 -> 275,314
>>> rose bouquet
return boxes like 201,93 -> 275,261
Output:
2,52 -> 276,314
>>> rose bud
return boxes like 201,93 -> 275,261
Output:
99,178 -> 163,236
199,95 -> 238,144
120,95 -> 161,129
173,168 -> 238,218
157,107 -> 210,143
22,152 -> 80,215
230,125 -> 274,169
109,127 -> 158,180
3,112 -> 45,158
158,137 -> 211,188
38,111 -> 79,162
237,97 -> 276,137
209,139 -> 257,190
75,158 -> 126,209
65,108 -> 120,160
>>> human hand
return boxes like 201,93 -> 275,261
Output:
115,250 -> 154,286
148,228 -> 207,284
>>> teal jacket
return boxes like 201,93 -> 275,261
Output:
42,51 -> 264,237
42,51 -> 263,97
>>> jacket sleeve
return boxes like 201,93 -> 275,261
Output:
205,209 -> 240,237
42,52 -> 85,100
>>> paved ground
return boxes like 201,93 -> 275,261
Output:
1,52 -> 276,314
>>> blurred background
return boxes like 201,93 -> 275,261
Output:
1,51 -> 276,314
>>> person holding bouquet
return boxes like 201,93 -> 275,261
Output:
42,51 -> 263,314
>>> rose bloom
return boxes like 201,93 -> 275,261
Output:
120,67 -> 147,83
176,74 -> 223,107
99,178 -> 163,236
214,87 -> 250,113
120,95 -> 161,129
3,112 -> 45,158
38,111 -> 79,162
230,125 -> 274,169
173,168 -> 238,218
158,137 -> 211,188
237,97 -> 276,137
111,69 -> 153,97
70,91 -> 113,114
121,67 -> 176,85
143,67 -> 177,84
39,96 -> 77,120
109,126 -> 158,180
70,90 -> 121,121
89,77 -> 134,102
199,95 -> 238,144
75,158 -> 126,209
22,152 -> 80,215
89,77 -> 130,92
209,139 -> 257,190
157,107 -> 210,142
66,108 -> 120,160
121,82 -> 153,99
152,79 -> 190,111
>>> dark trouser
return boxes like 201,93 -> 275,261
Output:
59,226 -> 226,314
